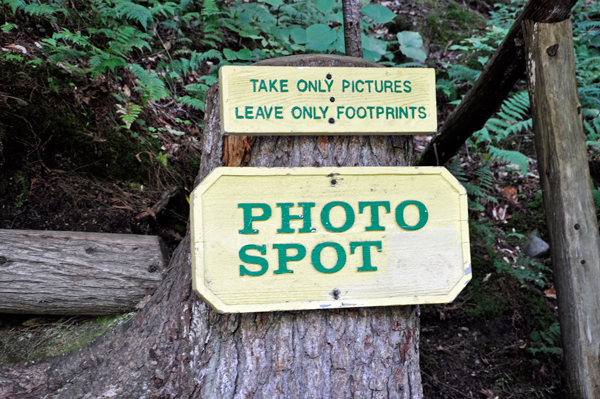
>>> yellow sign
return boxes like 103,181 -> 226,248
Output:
219,66 -> 436,135
191,167 -> 470,313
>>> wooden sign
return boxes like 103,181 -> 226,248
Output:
191,167 -> 470,313
219,66 -> 436,135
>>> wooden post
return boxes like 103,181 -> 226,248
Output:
0,230 -> 168,315
523,19 -> 600,398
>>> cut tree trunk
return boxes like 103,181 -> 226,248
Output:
0,55 -> 422,399
523,19 -> 600,398
417,0 -> 577,167
0,230 -> 168,315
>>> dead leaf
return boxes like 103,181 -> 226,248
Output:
544,288 -> 557,299
502,186 -> 519,203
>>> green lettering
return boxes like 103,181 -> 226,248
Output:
337,106 -> 345,119
386,107 -> 394,119
275,106 -> 283,119
258,79 -> 268,92
319,106 -> 328,119
245,106 -> 254,119
256,106 -> 265,119
239,244 -> 268,276
358,201 -> 390,231
269,79 -> 278,92
235,107 -> 244,119
303,106 -> 313,119
250,79 -> 259,92
280,80 -> 289,92
264,106 -> 273,119
277,202 -> 316,233
398,106 -> 409,118
291,106 -> 302,119
367,106 -> 375,118
356,80 -> 364,93
395,200 -> 428,230
342,80 -> 350,92
384,80 -> 393,93
394,80 -> 402,93
418,106 -> 427,119
311,242 -> 346,274
297,79 -> 307,92
376,106 -> 384,118
350,241 -> 382,272
308,80 -> 318,92
365,80 -> 373,92
410,106 -> 417,118
404,81 -> 411,93
238,203 -> 271,234
321,201 -> 355,232
325,79 -> 333,92
273,243 -> 306,274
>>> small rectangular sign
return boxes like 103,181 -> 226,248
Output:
191,167 -> 470,313
219,66 -> 437,135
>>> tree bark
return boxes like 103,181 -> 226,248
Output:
417,0 -> 577,167
523,19 -> 600,398
0,55 -> 422,399
0,230 -> 167,315
342,0 -> 363,58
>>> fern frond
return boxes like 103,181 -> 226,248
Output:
116,102 -> 143,129
129,64 -> 169,101
489,145 -> 529,174
113,1 -> 154,30
179,95 -> 205,111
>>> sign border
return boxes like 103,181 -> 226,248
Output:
191,166 -> 470,313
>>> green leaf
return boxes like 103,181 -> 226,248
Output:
223,48 -> 237,61
397,31 -> 426,62
362,4 -> 396,24
314,0 -> 335,15
306,24 -> 336,51
236,48 -> 253,60
290,27 -> 307,44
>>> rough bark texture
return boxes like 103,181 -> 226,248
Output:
342,0 -> 363,58
417,0 -> 577,167
523,19 -> 600,399
0,55 -> 422,399
0,230 -> 167,315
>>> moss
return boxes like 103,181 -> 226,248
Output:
424,3 -> 486,46
0,313 -> 135,365
389,1 -> 486,49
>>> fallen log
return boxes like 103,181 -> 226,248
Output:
0,230 -> 168,315
417,0 -> 577,167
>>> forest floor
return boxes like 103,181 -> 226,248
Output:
2,0 -> 598,398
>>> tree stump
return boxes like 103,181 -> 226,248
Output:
0,55 -> 422,399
